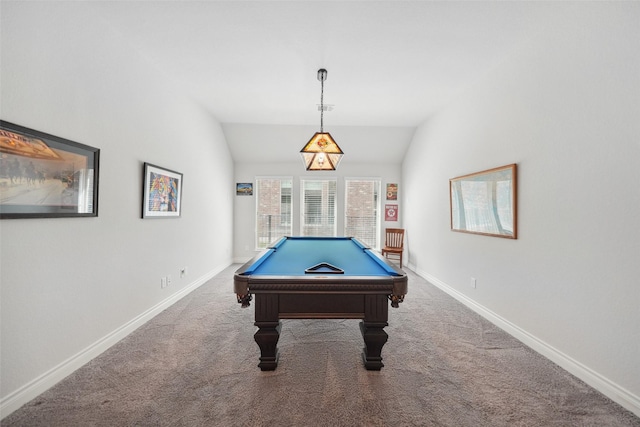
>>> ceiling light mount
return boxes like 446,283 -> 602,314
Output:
300,68 -> 344,171
317,68 -> 327,83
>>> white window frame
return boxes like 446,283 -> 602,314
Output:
255,176 -> 293,249
344,177 -> 381,248
300,178 -> 337,237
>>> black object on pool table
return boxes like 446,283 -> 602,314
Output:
234,236 -> 408,371
304,262 -> 344,274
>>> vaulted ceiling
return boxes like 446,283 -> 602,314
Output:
18,1 -> 569,164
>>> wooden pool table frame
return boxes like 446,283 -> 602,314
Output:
234,236 -> 408,371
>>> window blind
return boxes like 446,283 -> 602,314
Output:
301,179 -> 337,237
345,179 -> 380,248
255,177 -> 292,248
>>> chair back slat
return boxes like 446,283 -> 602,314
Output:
385,228 -> 404,249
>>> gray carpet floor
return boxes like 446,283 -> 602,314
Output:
3,265 -> 639,426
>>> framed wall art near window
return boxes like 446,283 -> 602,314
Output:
236,183 -> 253,196
0,121 -> 100,219
386,183 -> 398,200
142,162 -> 183,218
385,204 -> 398,222
449,163 -> 517,239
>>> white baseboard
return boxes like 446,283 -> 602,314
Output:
410,264 -> 640,418
0,263 -> 229,420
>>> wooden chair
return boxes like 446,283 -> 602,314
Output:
381,228 -> 405,267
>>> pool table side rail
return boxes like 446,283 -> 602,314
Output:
236,275 -> 406,293
233,236 -> 408,299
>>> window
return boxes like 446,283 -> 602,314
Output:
301,179 -> 336,236
345,179 -> 380,248
256,177 -> 292,248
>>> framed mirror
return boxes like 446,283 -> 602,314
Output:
449,163 -> 517,239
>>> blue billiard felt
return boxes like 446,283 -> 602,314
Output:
247,237 -> 398,276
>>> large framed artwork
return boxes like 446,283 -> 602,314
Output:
449,163 -> 517,239
0,121 -> 100,219
142,162 -> 183,218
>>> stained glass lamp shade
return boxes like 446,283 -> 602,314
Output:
300,131 -> 344,171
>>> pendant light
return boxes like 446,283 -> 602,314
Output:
300,69 -> 344,171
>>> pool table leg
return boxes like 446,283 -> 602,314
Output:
359,321 -> 388,370
254,321 -> 281,371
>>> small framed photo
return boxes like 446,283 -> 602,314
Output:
385,204 -> 398,221
386,183 -> 398,200
236,183 -> 253,196
142,163 -> 183,218
0,121 -> 100,219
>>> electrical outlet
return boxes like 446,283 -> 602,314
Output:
180,267 -> 187,278
161,277 -> 167,288
471,277 -> 477,289
166,275 -> 172,286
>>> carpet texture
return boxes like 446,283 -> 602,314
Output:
3,265 -> 639,426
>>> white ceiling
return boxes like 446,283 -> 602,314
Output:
86,1 -> 562,164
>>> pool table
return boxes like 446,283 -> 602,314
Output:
234,236 -> 408,371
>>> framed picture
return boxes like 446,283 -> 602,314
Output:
450,163 -> 517,239
0,121 -> 100,219
236,182 -> 253,196
386,183 -> 398,200
142,163 -> 183,218
385,204 -> 398,221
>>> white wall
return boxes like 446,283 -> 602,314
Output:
233,158 -> 402,262
402,2 -> 640,415
0,2 -> 234,416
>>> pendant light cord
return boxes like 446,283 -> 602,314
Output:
320,74 -> 324,133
